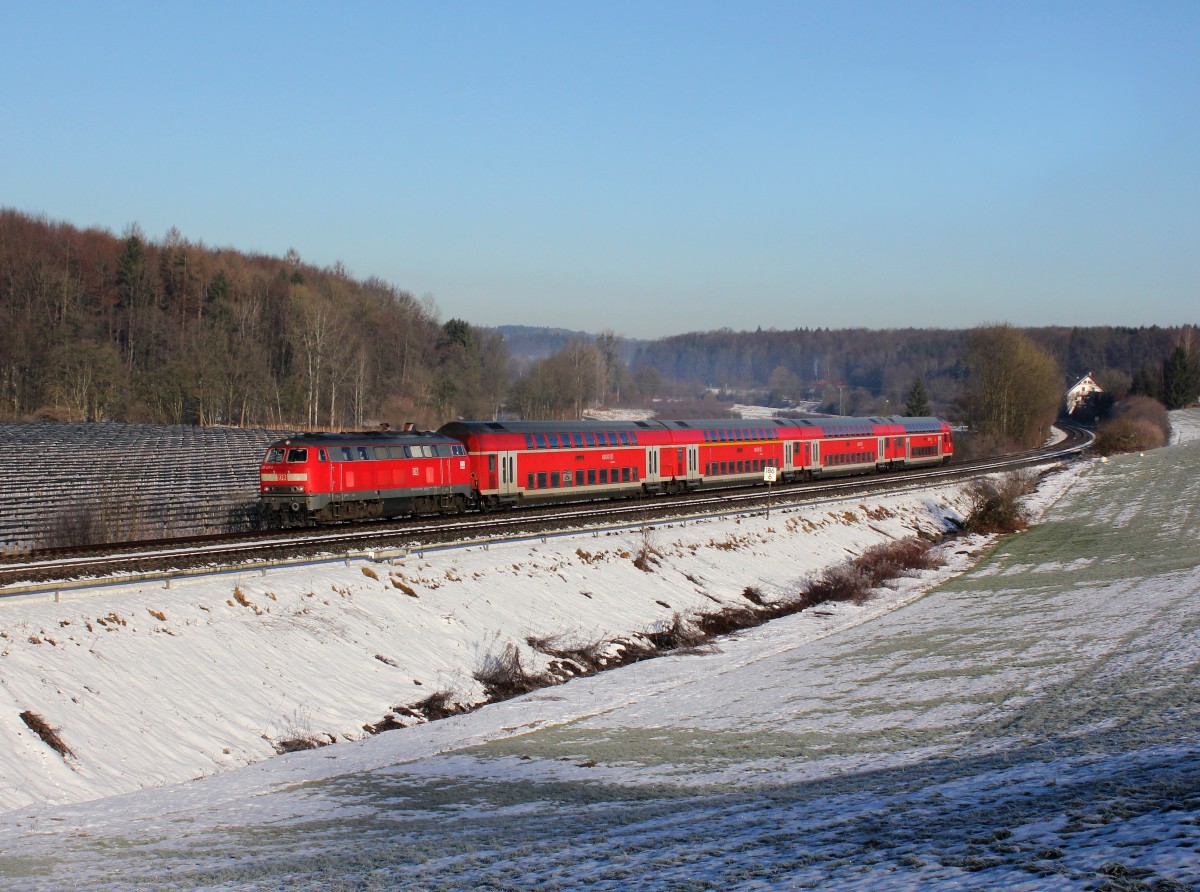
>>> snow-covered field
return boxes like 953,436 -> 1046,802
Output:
1,412 -> 1198,890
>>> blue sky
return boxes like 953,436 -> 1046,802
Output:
3,2 -> 1197,339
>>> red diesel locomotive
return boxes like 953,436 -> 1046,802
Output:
260,415 -> 952,525
259,429 -> 472,525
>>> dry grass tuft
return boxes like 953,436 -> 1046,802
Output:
526,634 -> 608,675
271,734 -> 334,754
390,575 -> 418,596
20,711 -> 74,760
361,565 -> 380,581
632,526 -> 664,573
741,585 -> 766,606
363,714 -> 406,735
643,612 -> 714,654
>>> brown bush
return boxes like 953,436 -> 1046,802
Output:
1117,395 -> 1171,439
693,604 -> 762,638
411,690 -> 463,721
964,472 -> 1035,534
854,538 -> 941,587
802,563 -> 873,606
1094,416 -> 1168,455
473,644 -> 554,701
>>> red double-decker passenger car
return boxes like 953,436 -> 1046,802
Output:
260,415 -> 952,525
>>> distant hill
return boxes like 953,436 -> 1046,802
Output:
492,325 -> 645,364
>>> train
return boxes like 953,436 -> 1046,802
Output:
259,415 -> 953,526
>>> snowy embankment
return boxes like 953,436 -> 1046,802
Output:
3,413 -> 1200,891
1,470 -> 974,812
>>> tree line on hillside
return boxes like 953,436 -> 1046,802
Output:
3,210 -> 1197,444
0,211 -> 679,428
0,210 -> 512,429
632,324 -> 1200,417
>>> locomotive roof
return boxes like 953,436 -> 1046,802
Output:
439,419 -> 658,436
267,430 -> 457,447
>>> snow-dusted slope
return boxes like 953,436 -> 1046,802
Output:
1,474 -> 974,812
2,411 -> 1198,890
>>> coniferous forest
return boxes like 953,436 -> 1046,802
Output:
2,210 -> 1197,430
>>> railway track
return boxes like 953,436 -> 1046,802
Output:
0,426 -> 1093,593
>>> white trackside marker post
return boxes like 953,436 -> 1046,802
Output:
763,465 -> 778,519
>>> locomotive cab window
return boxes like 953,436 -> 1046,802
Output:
267,448 -> 285,463
286,448 -> 308,463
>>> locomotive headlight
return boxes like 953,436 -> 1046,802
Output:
290,485 -> 305,493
